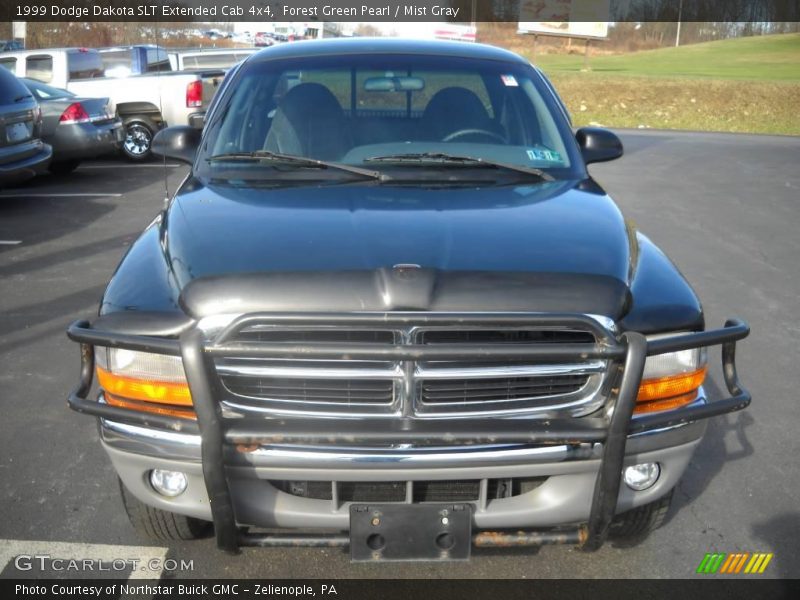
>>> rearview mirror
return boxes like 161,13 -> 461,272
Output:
152,126 -> 201,165
575,127 -> 623,164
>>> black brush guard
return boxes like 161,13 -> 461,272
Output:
66,313 -> 750,554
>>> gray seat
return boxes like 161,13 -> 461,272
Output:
264,83 -> 351,160
419,86 -> 495,141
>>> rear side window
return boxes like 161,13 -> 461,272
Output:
68,51 -> 104,80
26,55 -> 53,83
0,65 -> 32,104
146,48 -> 171,72
0,57 -> 17,73
411,70 -> 493,117
293,69 -> 350,109
99,49 -> 133,77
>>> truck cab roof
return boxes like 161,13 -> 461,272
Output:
248,38 -> 529,65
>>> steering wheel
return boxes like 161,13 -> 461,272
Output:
442,128 -> 507,144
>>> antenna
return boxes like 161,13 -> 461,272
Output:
153,21 -> 170,210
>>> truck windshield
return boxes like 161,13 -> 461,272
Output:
204,53 -> 581,180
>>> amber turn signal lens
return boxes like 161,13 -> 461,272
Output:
634,365 -> 707,414
97,367 -> 193,407
637,365 -> 707,402
105,394 -> 196,420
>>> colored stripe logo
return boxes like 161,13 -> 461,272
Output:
696,552 -> 773,574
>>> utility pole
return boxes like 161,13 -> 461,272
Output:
675,0 -> 683,47
583,38 -> 591,71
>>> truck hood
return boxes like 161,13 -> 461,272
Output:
166,178 -> 633,318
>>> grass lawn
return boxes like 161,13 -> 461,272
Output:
521,33 -> 800,135
530,33 -> 800,81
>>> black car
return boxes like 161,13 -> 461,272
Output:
21,78 -> 123,175
67,39 -> 750,560
0,40 -> 24,52
0,66 -> 51,187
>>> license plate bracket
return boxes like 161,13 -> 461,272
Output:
6,121 -> 31,143
350,503 -> 472,561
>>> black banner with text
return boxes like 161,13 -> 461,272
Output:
6,579 -> 800,600
3,0 -> 799,23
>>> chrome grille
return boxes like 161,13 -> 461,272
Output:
214,321 -> 609,418
222,375 -> 395,404
416,329 -> 595,345
418,374 -> 590,403
234,328 -> 397,344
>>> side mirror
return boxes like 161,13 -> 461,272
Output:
152,126 -> 201,165
575,127 -> 623,165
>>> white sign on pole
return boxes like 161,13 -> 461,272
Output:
518,0 -> 610,39
12,21 -> 27,40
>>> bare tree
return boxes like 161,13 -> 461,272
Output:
354,24 -> 384,37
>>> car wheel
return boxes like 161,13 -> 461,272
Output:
608,489 -> 673,541
48,160 -> 81,175
122,120 -> 155,161
119,478 -> 211,541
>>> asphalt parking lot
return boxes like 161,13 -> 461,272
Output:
1,129 -> 798,580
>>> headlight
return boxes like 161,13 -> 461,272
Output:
635,336 -> 707,414
95,348 -> 194,418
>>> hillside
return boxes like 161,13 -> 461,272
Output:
530,33 -> 800,82
518,34 -> 800,135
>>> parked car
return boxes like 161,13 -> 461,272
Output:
0,40 -> 24,52
0,66 -> 51,187
66,39 -> 751,560
0,48 -> 224,160
168,48 -> 258,71
231,32 -> 254,45
254,32 -> 274,47
20,78 -> 123,174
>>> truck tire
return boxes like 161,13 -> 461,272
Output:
119,479 -> 210,541
122,119 -> 156,161
609,489 -> 673,540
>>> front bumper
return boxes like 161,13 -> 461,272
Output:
100,412 -> 706,530
66,313 -> 751,553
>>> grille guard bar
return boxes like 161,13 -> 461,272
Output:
66,313 -> 750,554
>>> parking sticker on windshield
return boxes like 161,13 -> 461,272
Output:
501,74 -> 519,87
527,149 -> 562,162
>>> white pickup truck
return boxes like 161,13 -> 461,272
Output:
168,47 -> 258,71
0,47 -> 223,160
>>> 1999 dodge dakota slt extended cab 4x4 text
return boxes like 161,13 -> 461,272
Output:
67,39 -> 751,561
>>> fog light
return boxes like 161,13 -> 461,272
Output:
623,463 -> 660,491
150,469 -> 188,497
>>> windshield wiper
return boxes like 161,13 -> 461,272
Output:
13,94 -> 33,102
208,150 -> 391,181
364,152 -> 555,182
